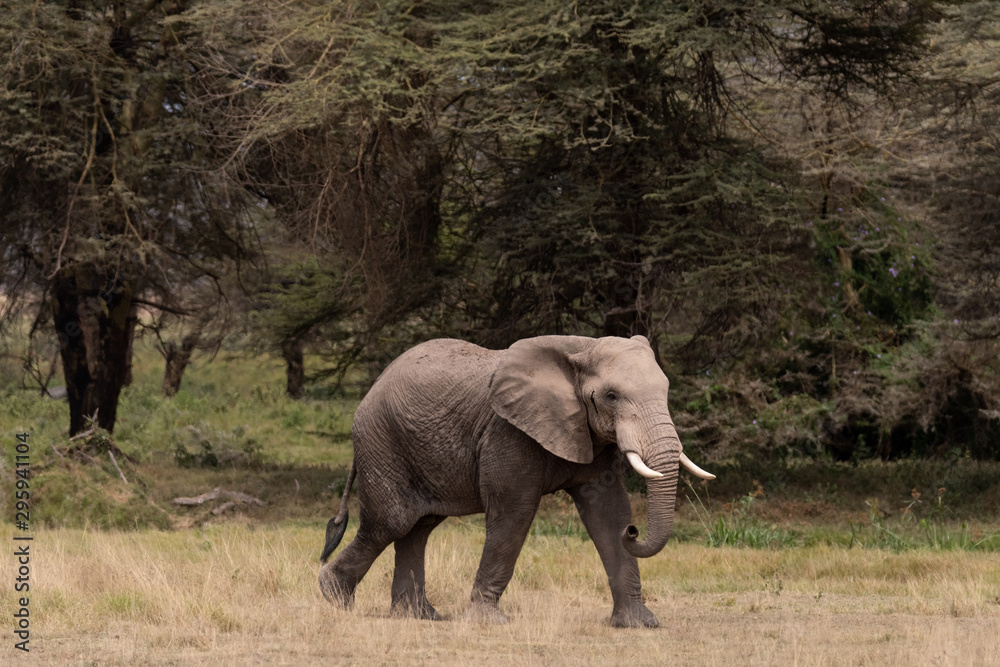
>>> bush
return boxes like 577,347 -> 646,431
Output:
28,444 -> 172,530
173,423 -> 265,470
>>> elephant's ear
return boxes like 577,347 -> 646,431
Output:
489,336 -> 595,464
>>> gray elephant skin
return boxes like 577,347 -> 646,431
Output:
318,334 -> 714,628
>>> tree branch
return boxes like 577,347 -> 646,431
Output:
131,298 -> 190,316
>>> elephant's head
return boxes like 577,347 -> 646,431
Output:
490,335 -> 714,559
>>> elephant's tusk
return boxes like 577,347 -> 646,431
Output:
626,452 -> 663,479
679,452 -> 716,480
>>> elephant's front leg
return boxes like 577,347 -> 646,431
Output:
568,474 -> 658,628
467,492 -> 542,624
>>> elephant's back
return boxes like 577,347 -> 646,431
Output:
368,338 -> 500,401
361,339 -> 500,425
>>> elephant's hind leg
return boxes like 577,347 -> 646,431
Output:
319,528 -> 391,609
390,515 -> 445,620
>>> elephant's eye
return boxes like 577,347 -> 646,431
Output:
606,391 -> 619,402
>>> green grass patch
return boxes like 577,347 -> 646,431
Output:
683,478 -> 1000,553
687,482 -> 798,549
32,456 -> 172,531
847,495 -> 1000,552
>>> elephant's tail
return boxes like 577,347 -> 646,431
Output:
320,461 -> 356,563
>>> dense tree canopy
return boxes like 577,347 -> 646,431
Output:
2,0 -> 999,460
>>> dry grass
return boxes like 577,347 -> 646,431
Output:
5,520 -> 999,666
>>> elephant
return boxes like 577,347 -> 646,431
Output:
318,334 -> 714,628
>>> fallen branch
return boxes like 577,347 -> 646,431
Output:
211,501 -> 236,516
171,487 -> 266,508
171,488 -> 220,506
74,448 -> 96,464
69,424 -> 96,442
108,450 -> 128,484
62,418 -> 135,465
71,408 -> 100,440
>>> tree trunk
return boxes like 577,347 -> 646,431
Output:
282,337 -> 305,399
51,264 -> 136,436
162,332 -> 199,397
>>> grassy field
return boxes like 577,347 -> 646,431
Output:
2,339 -> 1000,665
3,524 -> 999,665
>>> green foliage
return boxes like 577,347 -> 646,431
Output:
0,340 -> 358,529
689,482 -> 798,549
689,455 -> 1000,520
848,493 -> 1000,553
436,3 -> 807,353
173,423 -> 265,470
0,0 -> 257,284
96,337 -> 353,467
531,516 -> 591,541
682,474 -> 1000,552
215,0 -> 951,389
0,0 -> 262,435
810,199 -> 935,330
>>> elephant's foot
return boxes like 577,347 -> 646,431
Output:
390,597 -> 440,621
610,603 -> 658,629
318,562 -> 355,608
464,598 -> 509,625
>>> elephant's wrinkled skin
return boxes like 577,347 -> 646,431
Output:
318,335 -> 712,627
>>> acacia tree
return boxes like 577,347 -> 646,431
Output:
422,0 -> 938,365
193,0 -> 942,384
612,1 -> 1000,461
182,0 -> 453,387
244,252 -> 364,398
0,1 -> 257,434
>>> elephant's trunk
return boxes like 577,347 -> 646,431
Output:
618,415 -> 681,559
